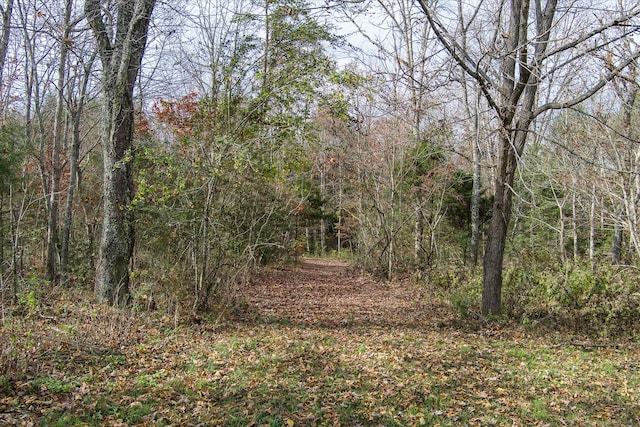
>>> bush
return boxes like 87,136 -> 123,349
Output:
426,265 -> 482,318
426,258 -> 640,337
502,261 -> 640,337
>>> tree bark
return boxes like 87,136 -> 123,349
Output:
86,0 -> 156,305
612,223 -> 623,264
470,98 -> 482,266
572,182 -> 579,260
60,53 -> 95,284
46,0 -> 73,284
589,185 -> 595,263
414,200 -> 424,266
482,131 -> 520,314
0,0 -> 13,121
0,0 -> 13,279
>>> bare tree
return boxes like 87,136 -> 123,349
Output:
60,49 -> 96,285
418,0 -> 640,314
45,0 -> 74,284
85,0 -> 156,305
0,0 -> 13,120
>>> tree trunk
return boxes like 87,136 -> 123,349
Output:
0,0 -> 12,281
95,84 -> 137,305
61,53 -> 95,284
482,134 -> 518,315
0,0 -> 14,121
612,223 -> 623,264
0,192 -> 4,284
320,161 -> 326,256
572,184 -> 579,260
589,185 -> 595,263
86,0 -> 156,306
414,200 -> 424,266
559,206 -> 566,264
46,0 -> 72,284
470,115 -> 481,266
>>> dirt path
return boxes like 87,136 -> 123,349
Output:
245,258 -> 446,329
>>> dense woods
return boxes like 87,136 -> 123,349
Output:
2,0 -> 638,325
1,0 -> 640,425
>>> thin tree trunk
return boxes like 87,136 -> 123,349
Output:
0,0 -> 12,278
612,222 -> 623,264
320,161 -> 326,256
470,100 -> 482,266
61,53 -> 95,284
0,192 -> 4,286
589,185 -> 595,263
572,183 -> 579,260
0,0 -> 14,121
559,206 -> 566,264
46,0 -> 72,284
414,200 -> 424,266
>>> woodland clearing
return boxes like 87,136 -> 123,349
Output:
1,258 -> 639,426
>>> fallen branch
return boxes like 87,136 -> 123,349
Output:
550,341 -> 619,350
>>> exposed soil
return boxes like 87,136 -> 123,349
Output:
245,257 -> 451,329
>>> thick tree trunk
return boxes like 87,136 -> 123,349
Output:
481,135 -> 517,315
86,0 -> 156,305
95,86 -> 136,305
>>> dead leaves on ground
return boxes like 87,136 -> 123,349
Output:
1,259 -> 639,425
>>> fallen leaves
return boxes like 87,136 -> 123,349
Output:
1,258 -> 639,425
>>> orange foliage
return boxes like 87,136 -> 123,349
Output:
134,111 -> 153,140
152,92 -> 201,138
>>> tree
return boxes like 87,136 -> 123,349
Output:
0,0 -> 13,287
60,49 -> 96,285
0,0 -> 13,120
85,0 -> 156,306
45,0 -> 74,284
418,0 -> 640,315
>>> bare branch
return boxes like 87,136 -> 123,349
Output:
416,0 -> 502,120
533,49 -> 640,117
541,8 -> 640,62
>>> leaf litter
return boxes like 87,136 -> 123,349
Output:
1,258 -> 639,425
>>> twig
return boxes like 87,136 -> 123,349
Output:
550,341 -> 618,349
38,312 -> 57,322
468,309 -> 489,324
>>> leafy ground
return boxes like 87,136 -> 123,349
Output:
1,258 -> 639,426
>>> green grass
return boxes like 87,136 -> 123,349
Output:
2,308 -> 639,426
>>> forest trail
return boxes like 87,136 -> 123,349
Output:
245,257 -> 445,329
3,259 -> 639,425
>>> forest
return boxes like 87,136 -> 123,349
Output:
1,0 -> 640,425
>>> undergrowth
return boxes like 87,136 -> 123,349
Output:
1,260 -> 639,426
427,259 -> 640,339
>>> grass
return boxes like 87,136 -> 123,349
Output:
2,315 -> 639,425
1,262 -> 639,426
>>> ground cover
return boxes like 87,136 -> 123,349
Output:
1,259 -> 639,425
